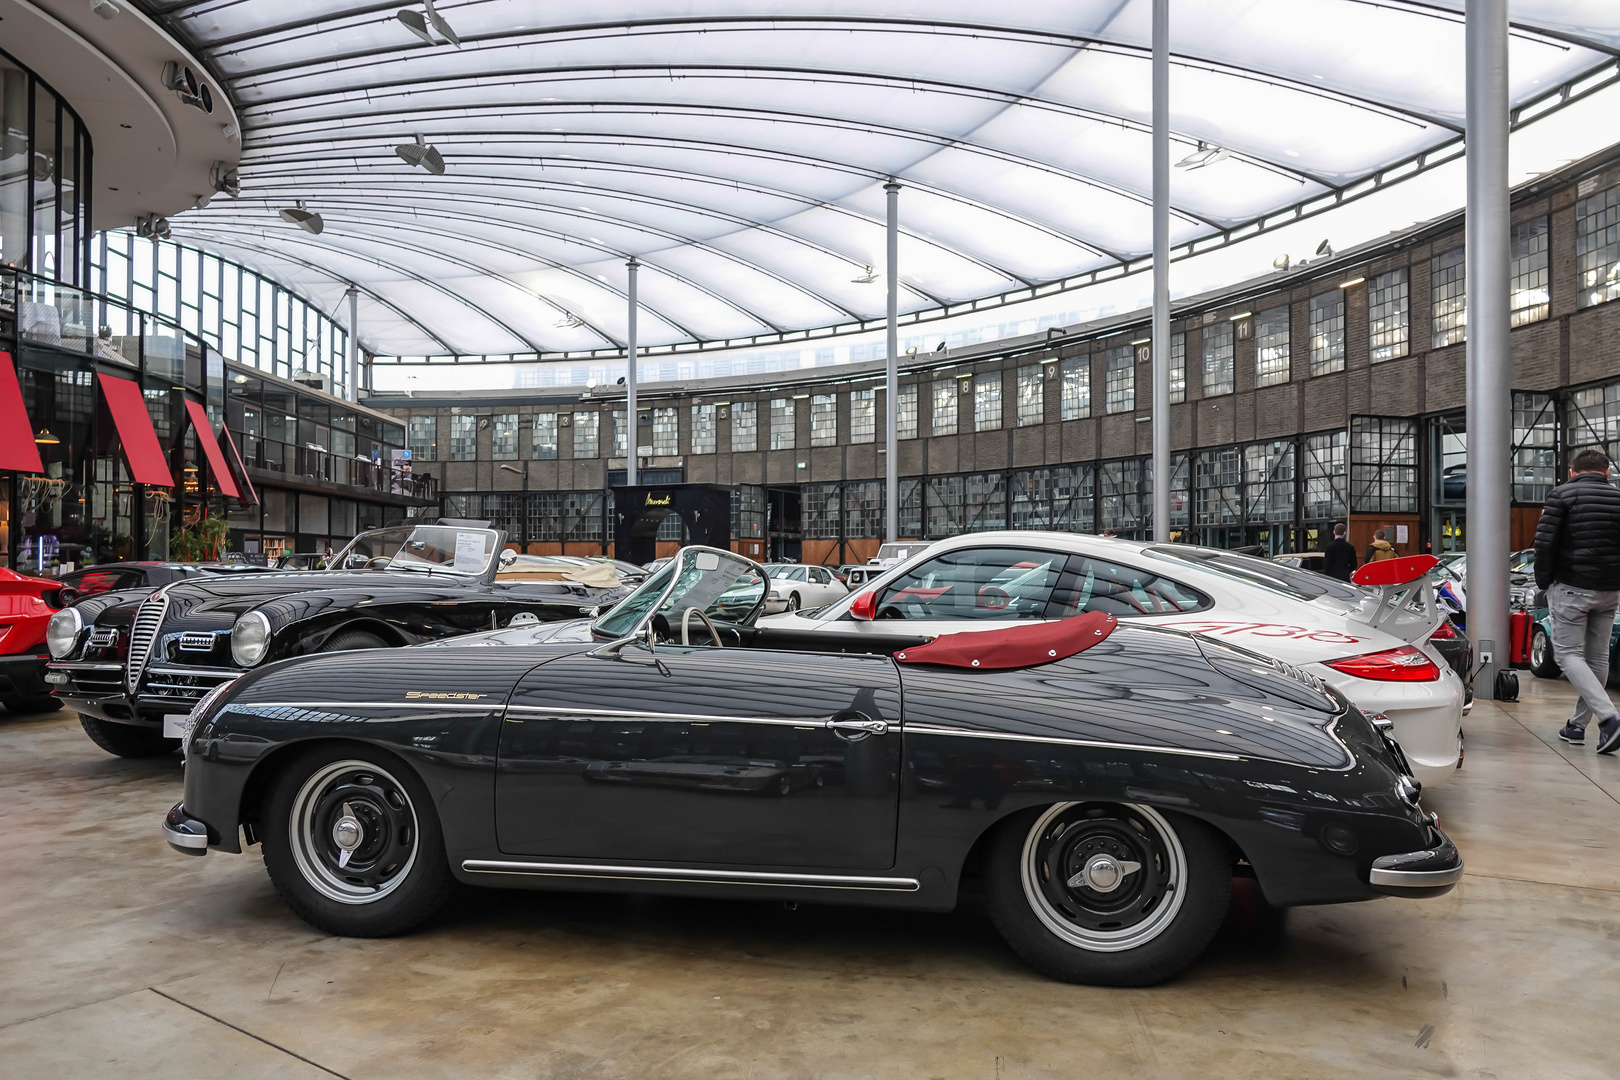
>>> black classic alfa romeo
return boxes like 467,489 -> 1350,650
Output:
47,521 -> 628,758
162,546 -> 1460,986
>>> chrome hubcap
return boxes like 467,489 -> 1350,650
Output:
331,803 -> 364,868
1069,854 -> 1143,894
289,761 -> 419,904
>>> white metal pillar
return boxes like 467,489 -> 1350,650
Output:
345,285 -> 359,402
626,257 -> 639,486
1150,0 -> 1171,543
1466,0 -> 1511,697
884,180 -> 901,543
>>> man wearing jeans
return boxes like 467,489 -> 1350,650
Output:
1533,448 -> 1620,753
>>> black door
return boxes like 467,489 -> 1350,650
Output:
496,646 -> 901,869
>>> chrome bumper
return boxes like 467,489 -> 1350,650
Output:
164,802 -> 210,856
1368,825 -> 1462,897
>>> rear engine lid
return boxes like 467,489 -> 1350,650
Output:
1194,634 -> 1340,713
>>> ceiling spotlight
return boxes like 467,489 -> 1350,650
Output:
161,61 -> 214,114
1175,141 -> 1229,171
555,311 -> 586,329
193,194 -> 212,210
905,347 -> 917,357
396,9 -> 435,44
135,213 -> 171,240
222,122 -> 239,140
90,0 -> 119,19
210,161 -> 240,198
1272,254 -> 1291,271
851,265 -> 879,284
279,201 -> 324,234
1315,239 -> 1334,258
395,134 -> 445,175
936,341 -> 947,353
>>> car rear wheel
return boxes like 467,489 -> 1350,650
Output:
1529,628 -> 1561,679
78,715 -> 180,758
986,802 -> 1231,986
261,745 -> 455,937
320,628 -> 389,653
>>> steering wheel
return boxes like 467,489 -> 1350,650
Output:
681,607 -> 726,648
976,585 -> 1012,611
364,556 -> 391,569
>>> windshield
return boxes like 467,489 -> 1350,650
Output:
331,524 -> 501,578
594,547 -> 767,638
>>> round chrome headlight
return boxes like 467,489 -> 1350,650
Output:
46,607 -> 83,659
230,611 -> 273,667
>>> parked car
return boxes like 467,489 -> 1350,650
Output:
761,563 -> 849,613
868,541 -> 932,567
838,565 -> 881,588
1527,598 -> 1620,685
763,532 -> 1465,787
1271,552 -> 1325,572
46,521 -> 630,759
0,568 -> 79,714
60,561 -> 273,596
163,545 -> 1459,987
274,552 -> 333,571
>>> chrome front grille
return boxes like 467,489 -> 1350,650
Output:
177,632 -> 218,652
88,627 -> 119,649
125,593 -> 171,693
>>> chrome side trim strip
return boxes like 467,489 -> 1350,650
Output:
505,704 -> 828,728
145,665 -> 243,678
461,859 -> 919,892
902,723 -> 1244,761
49,662 -> 125,672
214,701 -> 502,711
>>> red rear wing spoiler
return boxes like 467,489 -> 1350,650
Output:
1349,554 -> 1442,643
1352,554 -> 1438,587
893,611 -> 1117,670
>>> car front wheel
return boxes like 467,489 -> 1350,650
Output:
261,745 -> 455,937
986,802 -> 1231,986
786,593 -> 801,612
1529,628 -> 1561,679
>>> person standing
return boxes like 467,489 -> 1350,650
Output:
1322,522 -> 1357,581
1533,448 -> 1620,753
1365,528 -> 1398,563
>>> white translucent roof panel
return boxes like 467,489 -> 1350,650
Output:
142,0 -> 1620,357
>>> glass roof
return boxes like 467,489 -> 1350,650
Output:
141,0 -> 1620,359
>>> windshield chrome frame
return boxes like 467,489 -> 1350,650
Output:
589,545 -> 767,645
330,523 -> 506,583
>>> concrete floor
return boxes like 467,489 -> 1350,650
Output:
1,679 -> 1617,1080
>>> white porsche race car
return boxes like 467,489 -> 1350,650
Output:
762,532 -> 1466,787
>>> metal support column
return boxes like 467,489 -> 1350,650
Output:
1150,0 -> 1171,543
345,285 -> 359,402
626,257 -> 639,486
1466,0 -> 1510,697
885,179 -> 900,543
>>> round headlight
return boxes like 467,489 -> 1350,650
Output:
230,611 -> 273,667
46,607 -> 83,659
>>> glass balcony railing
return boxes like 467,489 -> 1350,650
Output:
233,434 -> 437,501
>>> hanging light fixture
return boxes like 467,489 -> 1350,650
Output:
851,265 -> 879,284
279,201 -> 324,234
34,427 -> 59,445
395,134 -> 446,175
396,2 -> 460,48
1175,141 -> 1230,170
423,0 -> 461,47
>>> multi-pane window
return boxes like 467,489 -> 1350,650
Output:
1368,268 -> 1410,361
973,373 -> 1002,432
810,394 -> 837,446
1202,321 -> 1234,396
1195,447 -> 1242,525
964,472 -> 1007,531
1060,357 -> 1091,419
926,475 -> 965,536
1254,307 -> 1290,386
407,415 -> 436,461
652,407 -> 678,455
1350,417 -> 1417,513
897,384 -> 918,439
1169,333 -> 1186,404
731,401 -> 757,452
1565,378 -> 1620,469
1513,392 -> 1557,504
690,404 -> 716,454
1510,217 -> 1550,326
801,483 -> 841,540
1016,365 -> 1044,426
1308,292 -> 1345,375
770,398 -> 796,450
1100,459 -> 1145,534
1103,345 -> 1134,414
849,388 -> 876,443
449,414 -> 477,460
1576,181 -> 1620,308
611,409 -> 627,457
844,480 -> 883,538
932,378 -> 959,435
531,413 -> 558,459
1009,465 -> 1095,531
1303,430 -> 1348,520
572,411 -> 599,458
899,478 -> 923,536
1243,440 -> 1295,522
1431,247 -> 1467,349
491,413 -> 518,459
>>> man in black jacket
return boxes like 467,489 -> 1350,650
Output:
1534,448 -> 1620,753
1322,522 -> 1357,581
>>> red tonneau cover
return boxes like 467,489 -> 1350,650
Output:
184,399 -> 241,499
0,351 -> 44,474
893,611 -> 1117,670
98,373 -> 173,487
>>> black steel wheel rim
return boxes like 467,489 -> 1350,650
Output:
290,760 -> 420,904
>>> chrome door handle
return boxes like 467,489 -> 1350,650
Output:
826,717 -> 888,738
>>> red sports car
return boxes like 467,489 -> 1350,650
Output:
0,568 -> 77,714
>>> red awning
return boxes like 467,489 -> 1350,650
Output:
0,351 -> 44,474
218,424 -> 259,506
184,399 -> 241,500
97,373 -> 174,487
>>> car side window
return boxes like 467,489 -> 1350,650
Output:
1049,555 -> 1208,618
877,548 -> 1065,621
810,567 -> 830,584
